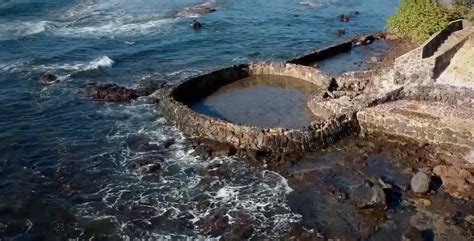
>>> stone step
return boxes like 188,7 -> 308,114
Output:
433,28 -> 472,57
357,100 -> 474,149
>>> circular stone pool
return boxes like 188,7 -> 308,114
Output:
191,75 -> 322,129
161,63 -> 357,153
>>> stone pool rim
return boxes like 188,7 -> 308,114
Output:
160,62 -> 358,153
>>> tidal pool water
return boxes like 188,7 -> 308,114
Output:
191,75 -> 322,129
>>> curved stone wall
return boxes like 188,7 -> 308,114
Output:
160,62 -> 358,153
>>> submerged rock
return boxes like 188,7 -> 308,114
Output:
40,73 -> 58,84
191,19 -> 202,30
133,157 -> 164,174
337,14 -> 351,22
335,29 -> 346,37
411,171 -> 431,194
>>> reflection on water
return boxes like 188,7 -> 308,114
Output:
191,75 -> 323,129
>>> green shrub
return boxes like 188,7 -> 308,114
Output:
387,0 -> 449,43
446,0 -> 474,22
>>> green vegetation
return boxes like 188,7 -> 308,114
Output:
387,0 -> 473,43
387,0 -> 448,43
445,0 -> 474,22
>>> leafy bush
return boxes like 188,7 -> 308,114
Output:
446,0 -> 474,22
387,0 -> 449,43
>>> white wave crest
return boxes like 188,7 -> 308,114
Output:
17,21 -> 50,36
32,56 -> 114,76
300,0 -> 344,8
85,56 -> 114,70
176,2 -> 217,18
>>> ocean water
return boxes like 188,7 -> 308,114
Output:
0,0 -> 399,239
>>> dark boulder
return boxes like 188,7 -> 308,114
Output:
40,73 -> 58,84
337,14 -> 351,22
89,84 -> 138,102
328,78 -> 339,91
351,181 -> 387,210
126,135 -> 159,152
131,156 -> 164,174
192,19 -> 202,30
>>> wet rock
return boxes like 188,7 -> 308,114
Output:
89,84 -> 139,102
352,181 -> 387,210
40,73 -> 58,84
335,29 -> 346,37
337,14 -> 351,22
192,138 -> 237,159
199,211 -> 229,237
402,226 -> 425,241
411,171 -> 431,194
227,210 -> 254,240
353,35 -> 376,46
328,78 -> 339,91
130,156 -> 164,174
433,165 -> 473,199
126,135 -> 159,152
89,81 -> 165,102
159,138 -> 175,149
138,157 -> 163,174
192,19 -> 202,30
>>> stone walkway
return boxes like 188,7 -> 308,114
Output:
438,35 -> 474,88
358,100 -> 474,148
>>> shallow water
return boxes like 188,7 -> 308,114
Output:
0,0 -> 400,239
191,75 -> 321,129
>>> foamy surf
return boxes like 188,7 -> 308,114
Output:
17,21 -> 51,36
33,56 -> 114,74
176,1 -> 217,18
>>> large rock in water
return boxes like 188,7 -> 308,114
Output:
40,73 -> 58,84
89,84 -> 138,102
89,81 -> 165,102
410,171 -> 431,194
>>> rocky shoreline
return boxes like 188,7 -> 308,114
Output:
78,21 -> 473,240
154,20 -> 473,239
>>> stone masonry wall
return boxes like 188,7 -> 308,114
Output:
393,20 -> 468,85
287,41 -> 352,66
161,62 -> 358,154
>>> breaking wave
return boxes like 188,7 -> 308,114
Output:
33,56 -> 114,73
